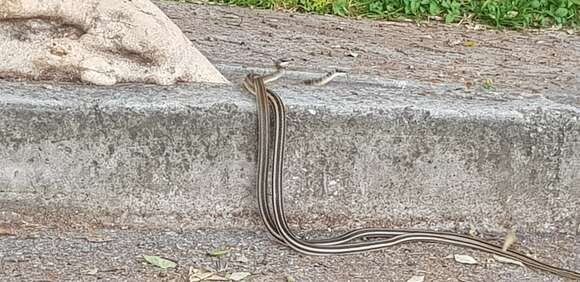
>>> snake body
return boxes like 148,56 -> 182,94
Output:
241,66 -> 580,280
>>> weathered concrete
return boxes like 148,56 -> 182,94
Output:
1,66 -> 578,243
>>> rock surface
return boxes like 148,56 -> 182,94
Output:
0,0 -> 228,85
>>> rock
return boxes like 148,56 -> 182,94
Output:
0,0 -> 229,85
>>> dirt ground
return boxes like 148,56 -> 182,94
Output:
157,1 -> 579,105
0,225 -> 575,281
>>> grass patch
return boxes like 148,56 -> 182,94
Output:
177,0 -> 580,29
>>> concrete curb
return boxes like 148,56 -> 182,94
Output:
1,69 -> 578,243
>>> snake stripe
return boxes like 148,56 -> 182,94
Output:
242,71 -> 580,280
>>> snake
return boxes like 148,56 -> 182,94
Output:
241,62 -> 580,280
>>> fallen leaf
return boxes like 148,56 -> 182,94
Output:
483,78 -> 494,90
189,267 -> 216,282
464,39 -> 477,48
206,274 -> 228,281
0,226 -> 15,236
143,255 -> 177,269
468,224 -> 478,236
229,272 -> 251,281
454,254 -> 478,265
47,272 -> 58,279
502,231 -> 517,251
222,14 -> 240,20
204,266 -> 218,273
407,275 -> 425,282
85,268 -> 98,275
287,275 -> 296,282
493,255 -> 524,267
207,249 -> 229,257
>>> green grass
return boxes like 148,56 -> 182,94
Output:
179,0 -> 580,29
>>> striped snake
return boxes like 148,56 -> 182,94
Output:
241,62 -> 580,280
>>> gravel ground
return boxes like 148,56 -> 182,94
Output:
157,1 -> 580,105
0,224 -> 576,282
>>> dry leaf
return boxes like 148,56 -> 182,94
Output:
454,254 -> 478,265
502,231 -> 517,251
143,255 -> 177,269
493,255 -> 524,267
468,224 -> 478,236
464,39 -> 477,48
229,272 -> 251,281
287,275 -> 296,282
222,14 -> 240,20
407,275 -> 425,282
47,272 -> 58,280
0,226 -> 15,236
189,267 -> 216,282
206,274 -> 228,281
207,249 -> 229,257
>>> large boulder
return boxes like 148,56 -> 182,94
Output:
0,0 -> 229,85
